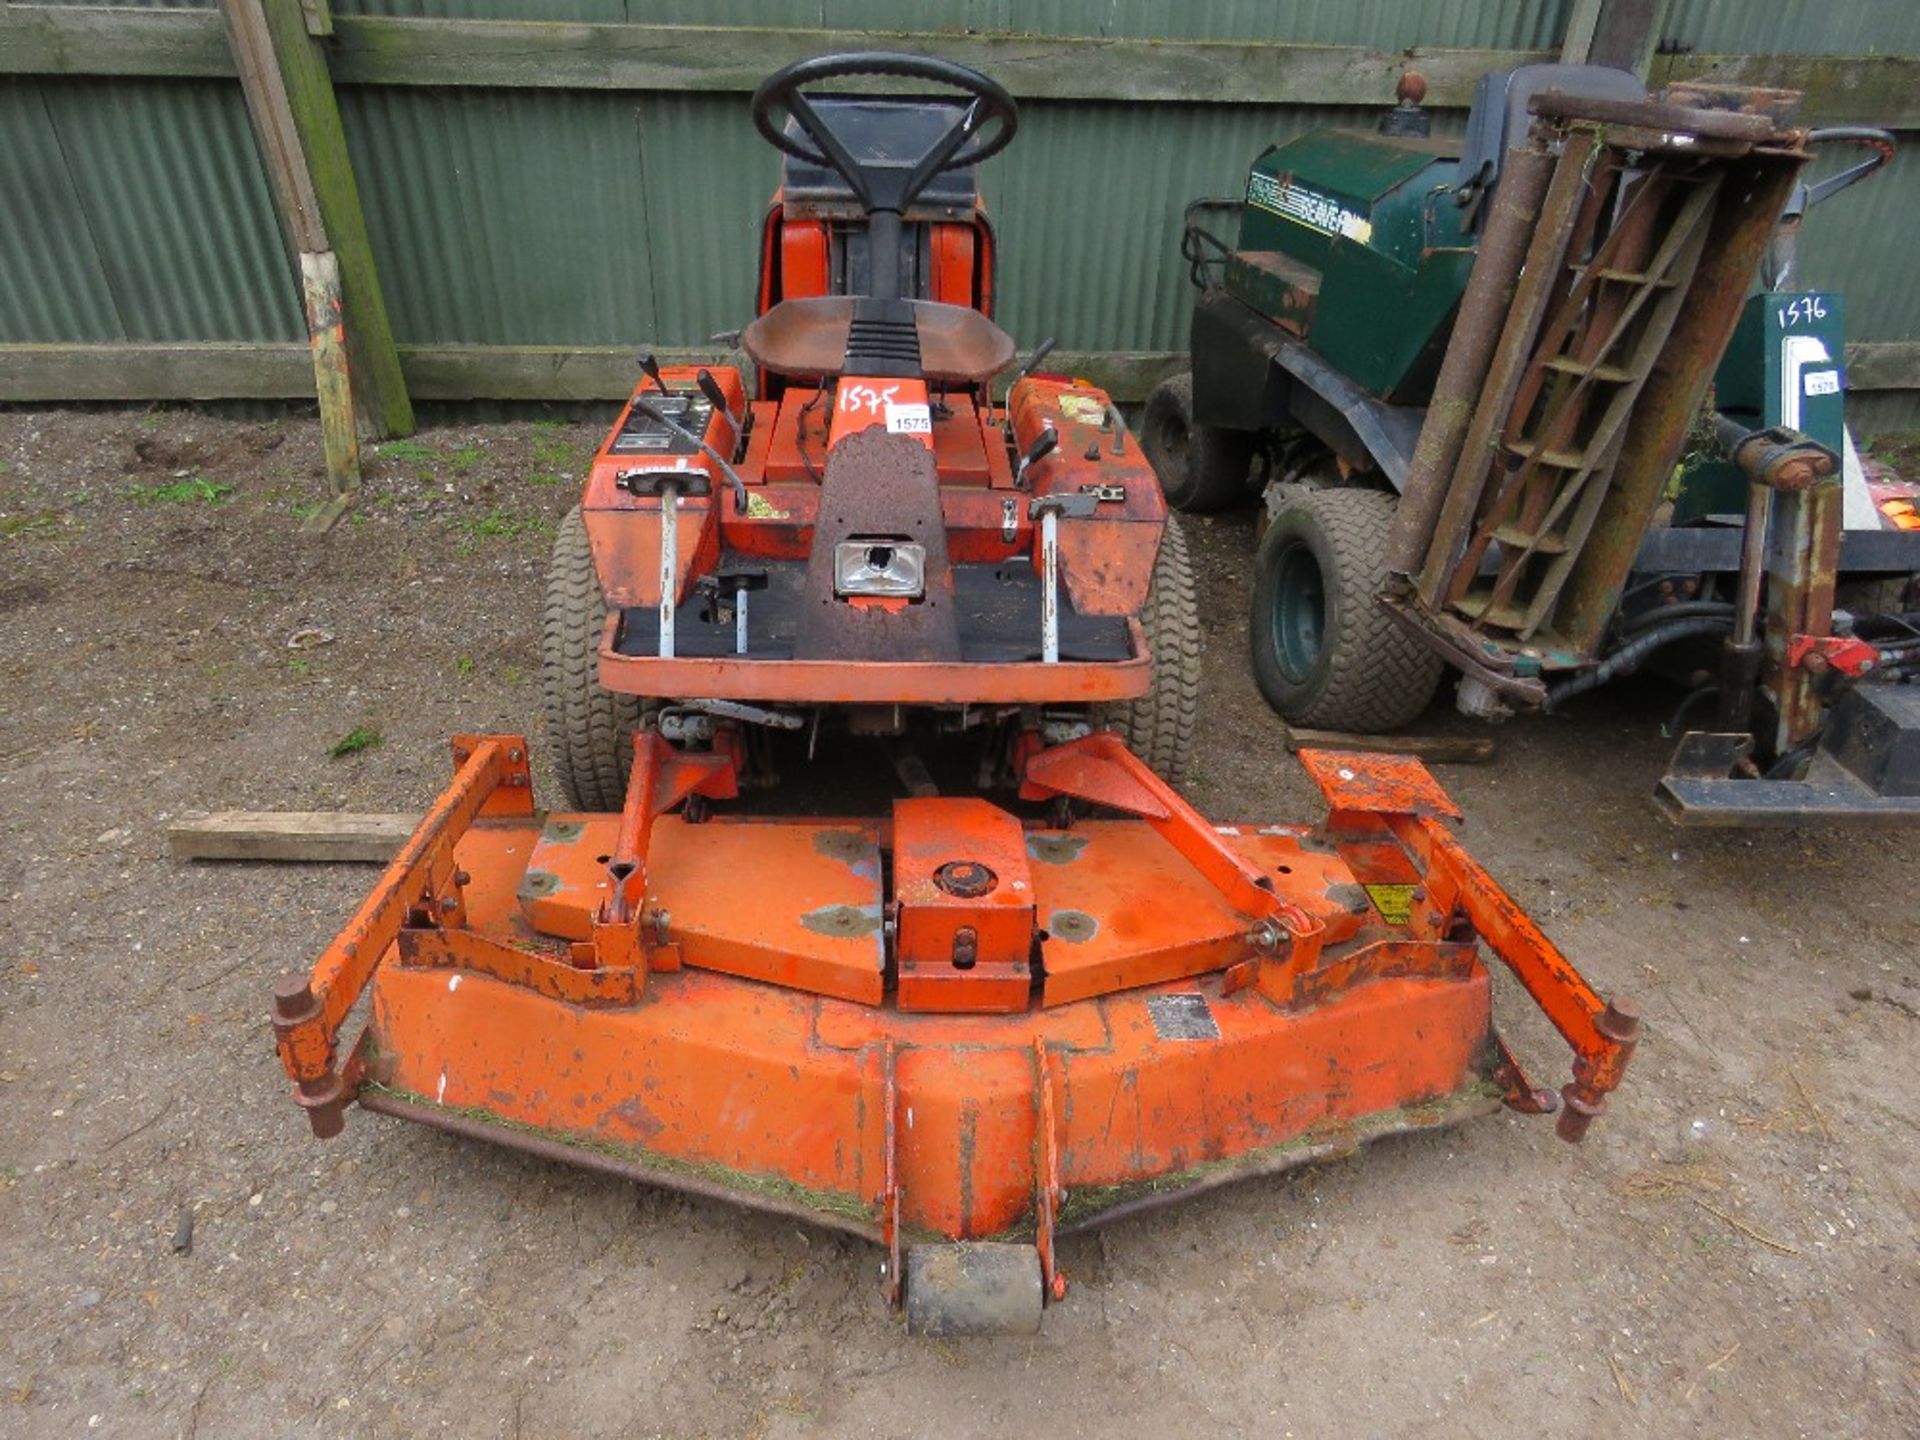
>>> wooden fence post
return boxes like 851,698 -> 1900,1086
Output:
1563,0 -> 1664,79
220,0 -> 412,457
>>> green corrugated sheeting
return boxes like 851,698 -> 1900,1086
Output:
0,1 -> 1916,428
0,76 -> 302,342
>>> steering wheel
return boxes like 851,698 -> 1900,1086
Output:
751,52 -> 1017,216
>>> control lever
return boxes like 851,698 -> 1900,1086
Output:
696,368 -> 741,453
1004,337 -> 1058,407
1029,492 -> 1099,664
632,397 -> 750,512
1018,338 -> 1057,380
1014,426 -> 1058,489
636,348 -> 669,395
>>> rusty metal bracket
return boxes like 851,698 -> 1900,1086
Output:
1022,733 -> 1319,947
604,731 -> 738,922
271,734 -> 528,1137
1398,811 -> 1639,1140
1300,747 -> 1638,1140
1032,1039 -> 1067,1304
881,1039 -> 903,1307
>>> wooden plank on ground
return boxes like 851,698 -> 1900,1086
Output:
168,811 -> 415,863
1284,728 -> 1496,765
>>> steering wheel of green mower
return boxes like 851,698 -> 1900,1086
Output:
751,52 -> 1017,217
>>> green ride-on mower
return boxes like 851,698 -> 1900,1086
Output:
1144,65 -> 1920,823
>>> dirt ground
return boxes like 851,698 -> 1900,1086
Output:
1,406 -> 1915,1440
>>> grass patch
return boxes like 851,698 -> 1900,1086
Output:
471,510 -> 541,540
328,726 -> 384,759
376,439 -> 438,466
447,445 -> 484,473
455,655 -> 476,676
1,511 -> 61,539
131,476 -> 232,506
459,509 -> 551,552
530,438 -> 577,470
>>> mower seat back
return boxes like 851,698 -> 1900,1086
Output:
778,97 -> 982,216
757,97 -> 997,356
1455,63 -> 1645,229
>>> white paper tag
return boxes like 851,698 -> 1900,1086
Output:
885,403 -> 932,435
1802,369 -> 1841,397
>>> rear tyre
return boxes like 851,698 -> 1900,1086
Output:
542,505 -> 653,811
1104,514 -> 1202,788
1250,487 -> 1443,732
1141,373 -> 1256,513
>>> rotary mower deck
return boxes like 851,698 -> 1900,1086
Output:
271,53 -> 1637,1333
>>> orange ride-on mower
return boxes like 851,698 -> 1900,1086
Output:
271,54 -> 1639,1334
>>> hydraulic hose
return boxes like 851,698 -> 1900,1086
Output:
1619,601 -> 1737,634
1543,615 -> 1735,712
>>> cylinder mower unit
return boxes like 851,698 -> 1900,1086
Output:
271,54 -> 1639,1334
1150,66 -> 1920,824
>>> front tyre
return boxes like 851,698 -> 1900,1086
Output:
1103,514 -> 1202,788
541,505 -> 654,811
1249,487 -> 1442,732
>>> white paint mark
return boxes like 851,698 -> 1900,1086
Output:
448,974 -> 462,992
436,1067 -> 448,1104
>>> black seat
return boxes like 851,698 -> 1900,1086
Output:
1454,64 -> 1646,229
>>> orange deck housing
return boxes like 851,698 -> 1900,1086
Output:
273,736 -> 1639,1299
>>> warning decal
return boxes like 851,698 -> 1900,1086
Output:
1363,883 -> 1415,926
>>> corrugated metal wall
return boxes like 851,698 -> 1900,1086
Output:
0,75 -> 302,343
2,1 -> 1916,428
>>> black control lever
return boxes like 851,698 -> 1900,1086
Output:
636,348 -> 668,395
632,397 -> 749,511
1015,426 -> 1058,489
696,367 -> 742,456
695,368 -> 730,414
1017,337 -> 1057,381
1003,337 -> 1058,409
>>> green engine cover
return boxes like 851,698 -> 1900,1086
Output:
1233,130 -> 1477,402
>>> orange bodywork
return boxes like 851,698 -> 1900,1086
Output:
275,736 -> 1638,1278
271,120 -> 1638,1317
578,362 -> 1165,705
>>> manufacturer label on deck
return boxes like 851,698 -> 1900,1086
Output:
1146,993 -> 1221,1041
1247,172 -> 1373,244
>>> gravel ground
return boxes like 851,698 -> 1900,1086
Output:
0,407 -> 1915,1439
